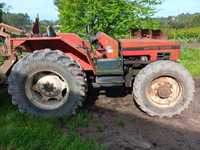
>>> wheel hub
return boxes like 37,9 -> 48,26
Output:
35,75 -> 63,97
157,85 -> 172,99
25,71 -> 70,110
146,76 -> 183,108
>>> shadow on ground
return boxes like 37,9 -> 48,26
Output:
79,79 -> 200,150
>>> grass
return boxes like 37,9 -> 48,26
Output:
116,115 -> 125,128
180,48 -> 200,77
0,90 -> 105,150
94,119 -> 105,132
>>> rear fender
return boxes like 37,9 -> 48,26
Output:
11,35 -> 95,73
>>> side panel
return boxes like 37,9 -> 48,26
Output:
95,58 -> 123,76
121,49 -> 180,61
120,39 -> 181,62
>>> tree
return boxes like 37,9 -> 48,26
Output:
0,3 -> 5,22
55,0 -> 162,37
2,12 -> 32,31
157,13 -> 200,29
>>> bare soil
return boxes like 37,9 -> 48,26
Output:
78,78 -> 200,150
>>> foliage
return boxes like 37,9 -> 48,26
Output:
55,0 -> 162,37
2,12 -> 32,31
0,3 -> 4,22
1,3 -> 57,33
158,13 -> 200,29
159,13 -> 200,42
180,48 -> 200,77
2,12 -> 58,33
0,89 -> 105,150
166,27 -> 200,42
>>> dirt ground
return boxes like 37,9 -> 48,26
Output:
78,78 -> 200,150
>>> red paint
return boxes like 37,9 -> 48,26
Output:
120,39 -> 179,48
120,39 -> 180,61
10,32 -> 181,75
94,32 -> 119,59
121,49 -> 180,61
11,34 -> 95,72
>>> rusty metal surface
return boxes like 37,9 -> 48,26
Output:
0,23 -> 23,57
0,23 -> 23,84
146,76 -> 183,108
0,23 -> 23,35
0,38 -> 12,56
0,55 -> 17,75
0,31 -> 10,38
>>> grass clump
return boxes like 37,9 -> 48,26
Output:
116,115 -> 125,128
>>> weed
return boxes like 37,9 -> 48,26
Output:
116,116 -> 125,128
95,120 -> 105,132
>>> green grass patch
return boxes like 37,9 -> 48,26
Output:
180,48 -> 200,77
0,89 -> 105,150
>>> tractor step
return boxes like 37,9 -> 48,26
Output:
96,76 -> 124,87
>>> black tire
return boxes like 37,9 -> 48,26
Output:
8,49 -> 87,117
133,60 -> 195,118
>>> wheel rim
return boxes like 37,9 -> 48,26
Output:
25,70 -> 70,110
146,76 -> 183,108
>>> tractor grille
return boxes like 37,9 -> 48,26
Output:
157,52 -> 170,60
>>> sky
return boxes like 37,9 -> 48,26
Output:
1,0 -> 200,20
1,0 -> 59,20
155,0 -> 200,17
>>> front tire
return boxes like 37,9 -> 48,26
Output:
133,60 -> 195,118
8,49 -> 87,117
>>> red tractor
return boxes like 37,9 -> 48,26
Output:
0,23 -> 195,118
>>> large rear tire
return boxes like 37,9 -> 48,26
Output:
133,60 -> 195,118
8,49 -> 87,117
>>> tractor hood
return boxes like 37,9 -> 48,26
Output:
119,39 -> 180,51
